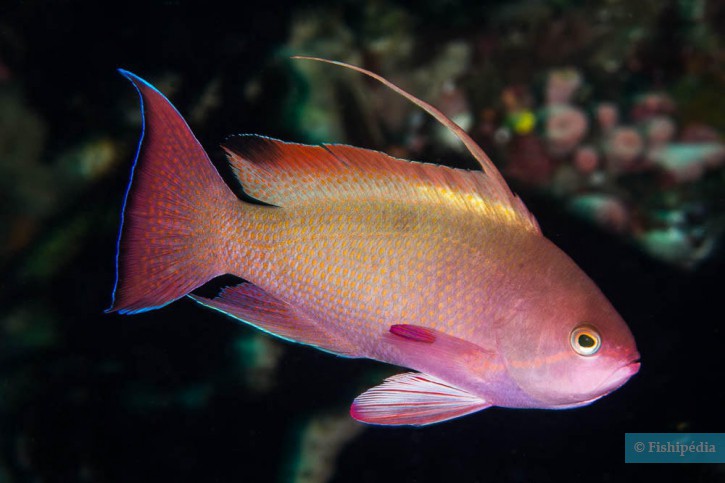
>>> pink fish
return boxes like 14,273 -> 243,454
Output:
108,57 -> 640,426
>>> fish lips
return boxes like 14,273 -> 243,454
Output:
558,356 -> 641,408
598,356 -> 641,395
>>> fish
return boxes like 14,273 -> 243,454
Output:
108,57 -> 640,426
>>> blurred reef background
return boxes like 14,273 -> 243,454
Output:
0,0 -> 723,482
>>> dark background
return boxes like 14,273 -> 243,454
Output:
0,1 -> 723,482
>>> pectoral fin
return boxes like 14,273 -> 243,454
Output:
385,324 -> 500,378
350,372 -> 491,426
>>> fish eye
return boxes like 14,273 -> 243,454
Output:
570,325 -> 601,356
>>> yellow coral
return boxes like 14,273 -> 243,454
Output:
512,111 -> 536,134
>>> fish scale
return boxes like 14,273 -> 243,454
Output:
225,199 -> 526,359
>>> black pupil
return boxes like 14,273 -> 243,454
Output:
578,334 -> 596,348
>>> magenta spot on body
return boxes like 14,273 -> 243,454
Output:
390,324 -> 437,343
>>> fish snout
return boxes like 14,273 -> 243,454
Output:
599,355 -> 640,395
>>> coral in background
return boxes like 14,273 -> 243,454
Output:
505,134 -> 554,186
574,145 -> 599,175
530,79 -> 722,268
543,104 -> 589,157
644,116 -> 676,147
545,68 -> 582,105
649,143 -> 724,183
232,332 -> 285,393
0,83 -> 50,259
635,226 -> 714,269
569,194 -> 631,234
287,412 -> 364,483
603,127 -> 645,174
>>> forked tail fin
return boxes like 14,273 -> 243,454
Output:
108,70 -> 240,314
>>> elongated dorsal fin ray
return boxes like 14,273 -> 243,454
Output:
291,56 -> 540,234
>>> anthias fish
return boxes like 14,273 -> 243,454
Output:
109,57 -> 640,426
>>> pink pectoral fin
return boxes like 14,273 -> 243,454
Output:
386,324 -> 498,376
350,372 -> 491,426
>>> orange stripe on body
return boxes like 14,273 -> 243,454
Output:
509,350 -> 572,370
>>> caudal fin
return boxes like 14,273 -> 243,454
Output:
108,70 -> 240,314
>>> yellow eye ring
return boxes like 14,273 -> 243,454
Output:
570,325 -> 601,356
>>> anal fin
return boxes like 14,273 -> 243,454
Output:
189,283 -> 357,357
350,372 -> 491,426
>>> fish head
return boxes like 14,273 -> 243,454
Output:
495,245 -> 640,408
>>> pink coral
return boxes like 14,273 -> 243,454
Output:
545,68 -> 582,105
630,92 -> 675,122
644,116 -> 676,147
544,104 -> 588,157
569,194 -> 630,234
680,124 -> 721,143
596,103 -> 618,133
573,145 -> 599,174
505,134 -> 554,186
650,143 -> 725,183
604,127 -> 644,173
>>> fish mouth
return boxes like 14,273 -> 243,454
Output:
623,353 -> 641,375
600,356 -> 640,393
554,357 -> 641,409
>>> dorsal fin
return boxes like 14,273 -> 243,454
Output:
292,56 -> 539,234
223,135 -> 540,232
